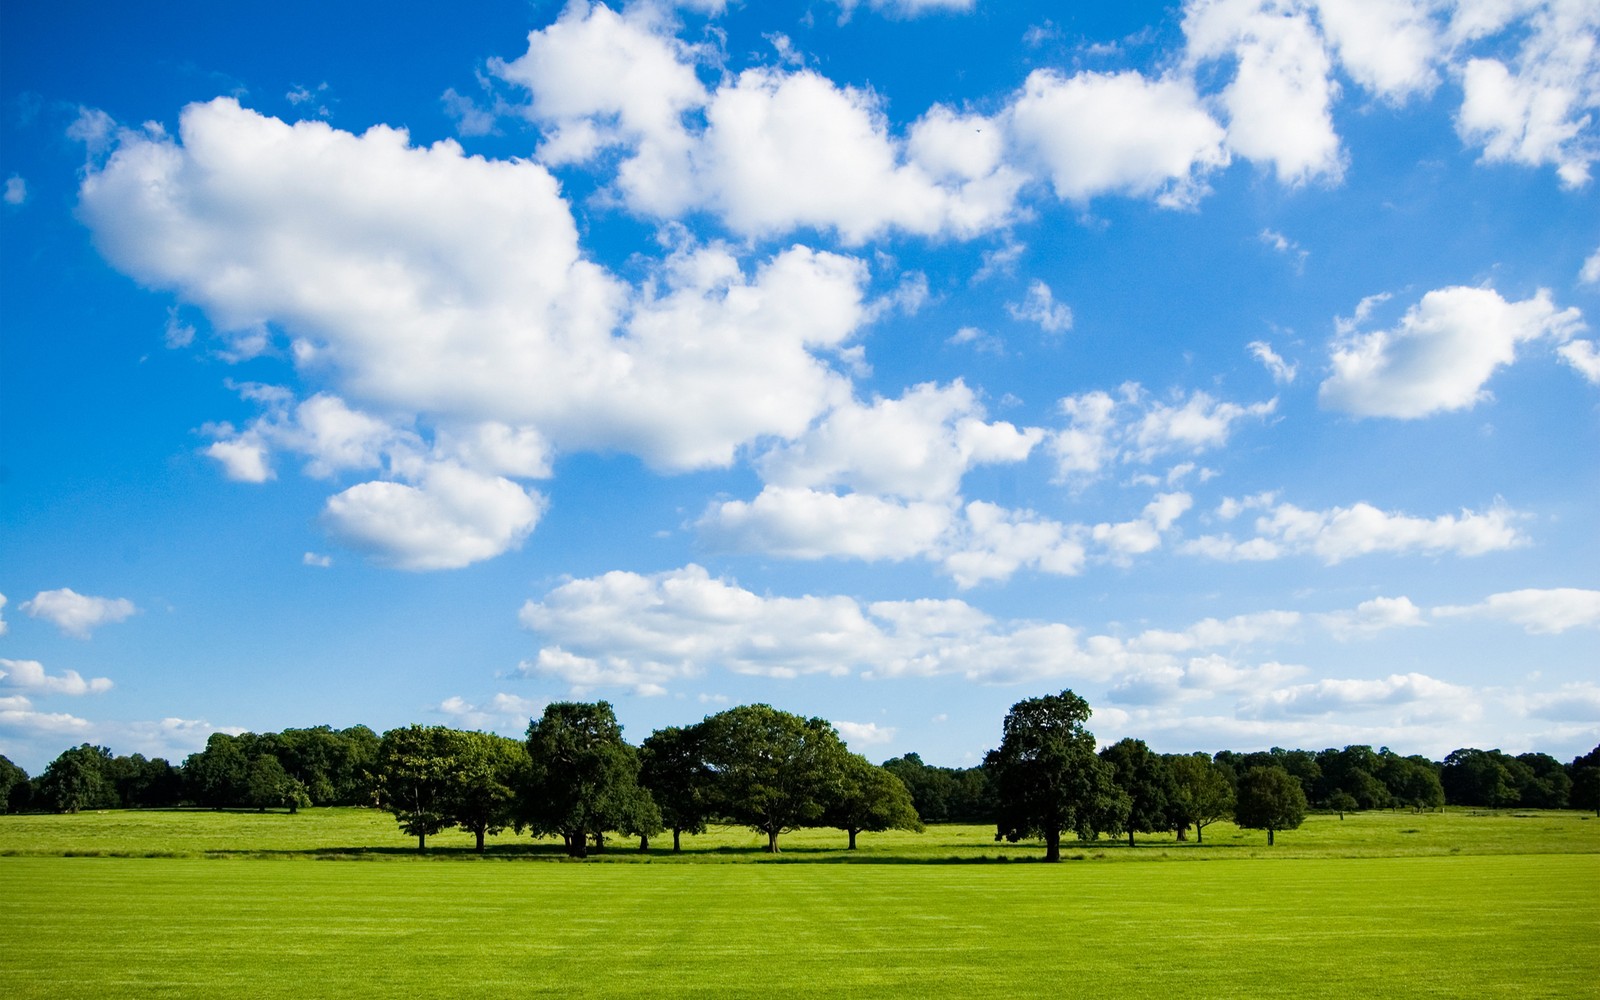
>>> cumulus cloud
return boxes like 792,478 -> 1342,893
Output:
1522,682 -> 1600,722
1184,497 -> 1526,563
1183,0 -> 1345,185
438,692 -> 550,730
1318,595 -> 1428,636
0,695 -> 93,738
1315,0 -> 1443,101
835,720 -> 898,747
1049,383 -> 1276,483
1238,671 -> 1480,722
1005,280 -> 1074,333
1319,286 -> 1584,418
1432,587 -> 1600,633
4,175 -> 26,206
1455,0 -> 1600,188
1559,339 -> 1600,383
1007,68 -> 1228,207
0,658 -> 114,696
20,588 -> 137,638
701,488 -> 953,562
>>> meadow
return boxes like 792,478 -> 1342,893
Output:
2,808 -> 1597,998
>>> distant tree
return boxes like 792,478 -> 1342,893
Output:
1325,790 -> 1358,819
244,754 -> 309,813
1315,746 -> 1390,810
1234,766 -> 1308,845
451,731 -> 528,852
699,704 -> 849,853
38,744 -> 118,813
881,753 -> 951,823
0,754 -> 29,814
826,754 -> 923,849
1166,753 -> 1233,843
640,725 -> 715,852
985,690 -> 1122,862
1514,753 -> 1571,809
1100,739 -> 1177,848
107,754 -> 183,809
184,733 -> 251,809
376,725 -> 460,850
1572,745 -> 1600,816
1376,752 -> 1444,813
1441,749 -> 1519,807
523,701 -> 652,858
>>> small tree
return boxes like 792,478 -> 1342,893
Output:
1326,790 -> 1358,820
376,725 -> 459,850
0,755 -> 29,814
244,754 -> 309,813
523,701 -> 651,857
1235,765 -> 1308,846
700,704 -> 849,853
640,725 -> 715,852
39,745 -> 118,813
826,754 -> 923,849
985,689 -> 1121,862
451,731 -> 528,851
1168,754 -> 1233,843
1100,738 -> 1176,848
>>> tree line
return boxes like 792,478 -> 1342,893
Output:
3,692 -> 1597,862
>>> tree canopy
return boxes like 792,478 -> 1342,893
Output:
699,703 -> 849,853
1234,766 -> 1309,846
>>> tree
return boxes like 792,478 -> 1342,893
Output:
985,689 -> 1122,862
699,704 -> 849,853
1514,753 -> 1571,809
375,725 -> 460,850
1572,745 -> 1600,816
1325,790 -> 1358,820
1377,751 -> 1444,813
826,754 -> 923,849
1234,766 -> 1308,846
523,701 -> 652,858
1168,753 -> 1233,843
184,733 -> 250,809
640,725 -> 715,852
0,755 -> 29,814
1100,739 -> 1176,848
451,731 -> 528,852
244,754 -> 309,813
1442,749 -> 1519,807
38,744 -> 118,813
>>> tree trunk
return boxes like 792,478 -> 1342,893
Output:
1195,823 -> 1204,844
766,828 -> 780,853
1175,825 -> 1188,842
1267,827 -> 1275,846
673,828 -> 682,853
638,835 -> 649,852
1044,828 -> 1061,863
592,830 -> 604,852
848,828 -> 858,850
475,827 -> 486,852
417,832 -> 426,851
1127,828 -> 1135,848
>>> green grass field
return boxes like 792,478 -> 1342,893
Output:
3,809 -> 1597,997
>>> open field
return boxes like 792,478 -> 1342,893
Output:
0,805 -> 1596,861
3,852 -> 1596,998
3,809 -> 1597,998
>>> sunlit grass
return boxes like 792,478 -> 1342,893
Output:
2,853 -> 1594,998
1,805 -> 1595,861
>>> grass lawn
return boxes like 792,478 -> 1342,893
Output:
2,809 -> 1597,997
3,853 -> 1595,998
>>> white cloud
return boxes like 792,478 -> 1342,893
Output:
0,695 -> 93,738
1318,595 -> 1428,636
1582,246 -> 1600,285
1006,280 -> 1074,333
0,658 -> 114,696
438,692 -> 550,730
321,464 -> 545,571
1320,285 -> 1585,418
1523,682 -> 1600,722
1455,0 -> 1600,188
1239,671 -> 1480,721
205,438 -> 274,483
20,588 -> 137,638
1050,383 -> 1276,482
1249,340 -> 1298,383
700,487 -> 954,562
756,381 -> 1041,501
3,175 -> 26,206
835,720 -> 898,747
833,0 -> 975,19
939,501 -> 1088,587
1433,588 -> 1600,633
1184,497 -> 1526,563
1315,0 -> 1443,101
1183,0 -> 1346,185
1008,69 -> 1228,207
0,593 -> 7,636
1559,339 -> 1600,383
302,552 -> 333,568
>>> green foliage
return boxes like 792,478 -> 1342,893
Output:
699,703 -> 849,853
1235,766 -> 1309,845
38,745 -> 119,813
825,754 -> 923,849
375,725 -> 461,849
451,731 -> 528,851
985,689 -> 1123,861
523,701 -> 653,857
1099,738 -> 1176,847
880,753 -> 992,823
1167,753 -> 1233,843
640,725 -> 714,851
0,755 -> 29,814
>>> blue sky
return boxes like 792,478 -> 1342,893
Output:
2,0 -> 1597,774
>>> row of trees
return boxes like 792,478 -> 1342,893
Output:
4,695 -> 1597,865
